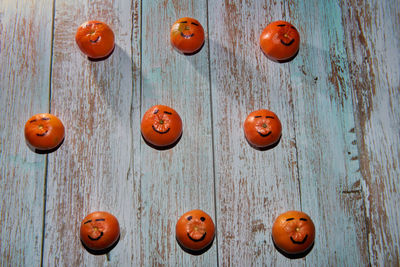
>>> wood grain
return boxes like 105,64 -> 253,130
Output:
41,0 -> 141,265
140,1 -> 217,265
286,0 -> 369,265
0,0 -> 53,265
341,0 -> 400,265
209,1 -> 302,265
0,0 -> 399,265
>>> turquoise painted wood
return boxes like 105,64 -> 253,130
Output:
0,0 -> 399,266
208,1 -> 302,266
287,0 -> 368,265
341,1 -> 400,265
0,0 -> 53,265
140,1 -> 217,266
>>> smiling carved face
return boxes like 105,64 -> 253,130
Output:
243,109 -> 282,148
260,20 -> 300,61
272,210 -> 315,254
75,20 -> 115,59
141,105 -> 183,147
176,209 -> 215,251
80,211 -> 120,251
170,17 -> 205,54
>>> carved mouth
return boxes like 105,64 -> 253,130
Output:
90,36 -> 100,43
290,234 -> 308,244
181,32 -> 194,38
88,232 -> 104,241
36,130 -> 48,136
187,232 -> 206,242
280,39 -> 295,46
257,131 -> 272,137
152,125 -> 170,134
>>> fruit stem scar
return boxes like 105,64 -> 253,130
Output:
262,123 -> 267,128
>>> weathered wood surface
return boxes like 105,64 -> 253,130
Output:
0,0 -> 53,265
0,0 -> 399,266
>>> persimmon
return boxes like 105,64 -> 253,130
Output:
170,17 -> 205,54
24,113 -> 65,151
272,210 -> 315,254
243,109 -> 282,148
80,211 -> 120,251
260,20 -> 300,61
141,105 -> 182,147
176,209 -> 215,251
75,20 -> 115,59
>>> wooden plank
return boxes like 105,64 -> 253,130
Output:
140,1 -> 217,265
209,1 -> 302,265
341,0 -> 400,265
286,0 -> 369,265
41,0 -> 141,265
0,0 -> 53,265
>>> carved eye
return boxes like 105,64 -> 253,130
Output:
300,218 -> 308,221
286,218 -> 294,221
191,22 -> 199,26
153,109 -> 159,114
254,115 -> 262,118
164,111 -> 172,115
84,220 -> 92,224
95,218 -> 105,221
187,216 -> 192,221
200,217 -> 205,221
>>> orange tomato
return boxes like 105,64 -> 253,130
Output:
170,17 -> 205,54
260,20 -> 300,61
24,113 -> 65,151
80,211 -> 120,251
243,109 -> 282,148
75,20 -> 115,59
141,105 -> 182,147
272,210 -> 315,254
176,209 -> 215,251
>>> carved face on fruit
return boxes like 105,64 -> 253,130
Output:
243,109 -> 282,148
176,209 -> 215,251
260,20 -> 300,61
272,210 -> 315,254
141,105 -> 183,147
170,17 -> 205,54
80,211 -> 120,251
75,20 -> 115,59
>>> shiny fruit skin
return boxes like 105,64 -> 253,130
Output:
75,20 -> 115,59
24,113 -> 65,150
80,211 -> 120,251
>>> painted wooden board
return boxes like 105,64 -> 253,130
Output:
341,0 -> 400,265
286,0 -> 368,265
140,1 -> 217,265
209,1 -> 302,265
0,0 -> 399,265
0,0 -> 53,265
41,0 -> 141,265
